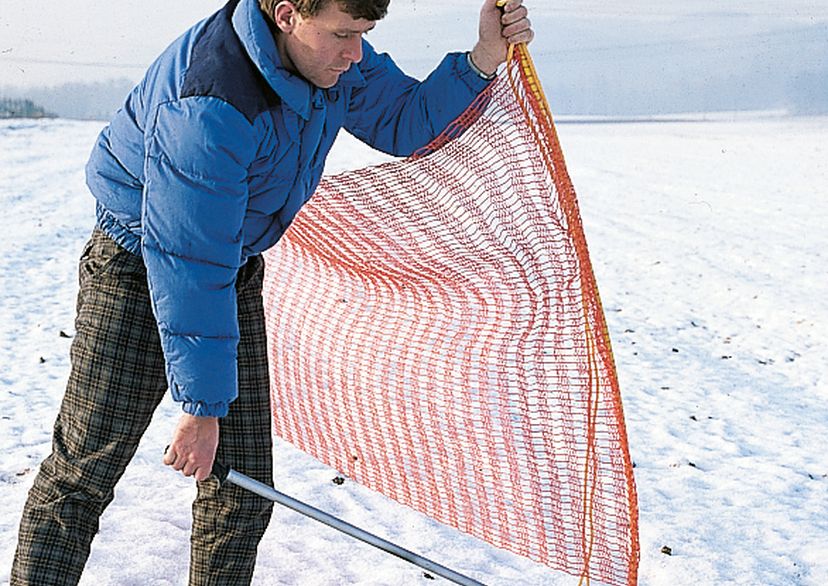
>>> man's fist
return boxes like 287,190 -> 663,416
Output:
470,0 -> 535,76
164,413 -> 219,481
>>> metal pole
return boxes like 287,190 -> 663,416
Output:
212,463 -> 486,586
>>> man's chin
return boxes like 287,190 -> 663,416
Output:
314,73 -> 341,89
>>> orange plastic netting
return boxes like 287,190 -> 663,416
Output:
262,45 -> 639,586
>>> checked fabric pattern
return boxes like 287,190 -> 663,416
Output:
12,230 -> 273,586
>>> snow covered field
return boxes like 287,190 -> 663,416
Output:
1,113 -> 827,585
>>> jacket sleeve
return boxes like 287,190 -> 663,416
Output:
345,42 -> 492,157
142,96 -> 258,417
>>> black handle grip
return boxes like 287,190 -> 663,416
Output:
211,460 -> 230,483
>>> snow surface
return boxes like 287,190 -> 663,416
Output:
1,114 -> 827,585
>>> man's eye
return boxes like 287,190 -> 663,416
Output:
334,32 -> 350,39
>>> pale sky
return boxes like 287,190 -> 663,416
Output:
2,0 -> 827,88
1,1 -> 225,87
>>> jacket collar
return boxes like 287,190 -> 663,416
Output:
232,0 -> 366,121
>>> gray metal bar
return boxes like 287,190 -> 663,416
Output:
222,468 -> 486,586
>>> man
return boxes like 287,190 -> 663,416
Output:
12,0 -> 533,583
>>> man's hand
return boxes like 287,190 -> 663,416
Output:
470,0 -> 534,77
164,413 -> 219,481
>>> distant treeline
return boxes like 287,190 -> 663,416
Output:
0,97 -> 56,119
537,21 -> 828,117
0,78 -> 134,121
2,22 -> 827,121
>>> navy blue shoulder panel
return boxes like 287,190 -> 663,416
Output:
181,0 -> 279,123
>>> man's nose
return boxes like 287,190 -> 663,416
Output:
343,36 -> 362,64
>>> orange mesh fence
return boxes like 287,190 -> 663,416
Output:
262,45 -> 639,586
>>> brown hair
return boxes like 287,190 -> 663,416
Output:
259,0 -> 389,21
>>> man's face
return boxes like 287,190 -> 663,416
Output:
278,1 -> 376,89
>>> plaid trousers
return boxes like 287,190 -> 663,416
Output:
12,229 -> 274,585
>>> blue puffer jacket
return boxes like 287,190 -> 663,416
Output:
85,0 -> 490,417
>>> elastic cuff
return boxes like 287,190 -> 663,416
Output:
466,52 -> 497,81
182,400 -> 229,418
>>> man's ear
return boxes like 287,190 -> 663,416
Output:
274,1 -> 298,33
